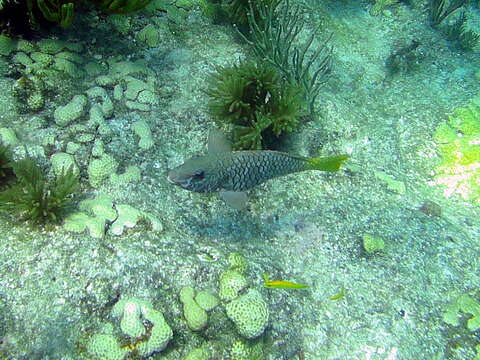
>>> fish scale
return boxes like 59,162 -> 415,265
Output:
217,151 -> 307,192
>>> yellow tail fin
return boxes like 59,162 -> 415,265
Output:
307,155 -> 349,172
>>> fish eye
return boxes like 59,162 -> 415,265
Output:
193,170 -> 205,180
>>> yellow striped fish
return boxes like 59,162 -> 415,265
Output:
262,273 -> 309,289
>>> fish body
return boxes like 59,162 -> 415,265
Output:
169,150 -> 316,193
168,129 -> 348,209
264,280 -> 309,289
262,273 -> 308,289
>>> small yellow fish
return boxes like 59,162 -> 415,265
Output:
262,273 -> 309,289
330,286 -> 346,301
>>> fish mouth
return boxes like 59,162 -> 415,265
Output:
167,173 -> 177,184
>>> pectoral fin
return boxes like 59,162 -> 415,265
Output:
219,191 -> 248,210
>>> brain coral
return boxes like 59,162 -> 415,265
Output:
225,288 -> 269,339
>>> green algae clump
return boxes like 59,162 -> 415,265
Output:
30,0 -> 75,28
444,293 -> 480,331
0,142 -> 14,187
0,158 -> 78,224
432,94 -> 480,203
91,0 -> 152,14
362,234 -> 385,254
205,59 -> 305,150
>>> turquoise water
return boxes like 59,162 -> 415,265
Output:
0,0 -> 479,359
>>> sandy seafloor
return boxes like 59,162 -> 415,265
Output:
0,0 -> 479,359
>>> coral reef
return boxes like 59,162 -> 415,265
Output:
225,288 -> 269,339
64,193 -> 163,238
87,325 -> 128,360
87,297 -> 173,359
180,286 -> 209,331
444,293 -> 480,331
54,94 -> 88,127
218,253 -> 269,340
219,268 -> 248,302
132,120 -> 155,150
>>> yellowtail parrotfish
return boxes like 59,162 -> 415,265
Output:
167,129 -> 349,209
262,273 -> 308,289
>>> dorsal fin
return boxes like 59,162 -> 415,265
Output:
208,128 -> 232,155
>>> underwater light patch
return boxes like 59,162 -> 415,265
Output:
430,95 -> 480,203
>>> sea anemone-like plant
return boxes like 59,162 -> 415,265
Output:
0,158 -> 79,224
224,0 -> 277,29
238,0 -> 332,114
0,0 -> 33,37
1,0 -> 151,34
26,0 -> 76,28
205,59 -> 305,150
89,0 -> 152,14
430,0 -> 467,26
0,143 -> 14,187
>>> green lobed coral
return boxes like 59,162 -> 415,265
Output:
432,94 -> 480,203
87,298 -> 174,359
205,59 -> 305,150
219,269 -> 248,302
87,324 -> 128,360
218,253 -> 269,342
443,293 -> 480,359
225,289 -> 269,339
444,293 -> 480,331
179,286 -> 209,331
108,297 -> 173,357
227,252 -> 247,274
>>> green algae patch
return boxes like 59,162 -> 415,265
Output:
362,234 -> 385,254
431,94 -> 480,203
444,294 -> 480,331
